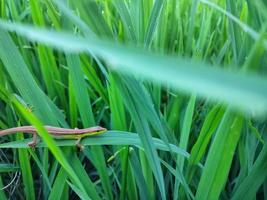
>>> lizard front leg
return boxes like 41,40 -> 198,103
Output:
27,132 -> 38,147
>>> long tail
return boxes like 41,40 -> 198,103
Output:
0,126 -> 36,136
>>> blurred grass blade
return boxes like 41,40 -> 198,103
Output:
0,21 -> 266,116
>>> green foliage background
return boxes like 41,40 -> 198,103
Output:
0,0 -> 267,199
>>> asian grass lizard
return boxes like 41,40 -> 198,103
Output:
0,126 -> 107,148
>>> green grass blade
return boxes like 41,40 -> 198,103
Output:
189,105 -> 225,165
66,53 -> 112,199
0,131 -> 192,162
17,133 -> 35,200
113,0 -> 136,41
48,167 -> 68,200
144,0 -> 165,47
0,176 -> 7,200
186,0 -> 199,54
115,77 -> 166,199
28,149 -> 52,191
195,109 -> 244,200
66,54 -> 94,126
69,152 -> 102,200
174,94 -> 196,199
232,144 -> 267,200
129,150 -> 150,200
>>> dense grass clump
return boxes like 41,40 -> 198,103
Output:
0,0 -> 267,199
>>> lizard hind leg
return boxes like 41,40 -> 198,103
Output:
27,132 -> 38,148
75,137 -> 84,151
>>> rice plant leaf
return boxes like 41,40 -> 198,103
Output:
28,149 -> 52,190
67,181 -> 90,200
174,94 -> 196,199
160,159 -> 194,199
232,144 -> 267,200
115,78 -> 166,199
200,0 -> 260,42
145,0 -> 165,47
189,104 -> 225,165
66,53 -> 112,199
69,0 -> 112,37
129,150 -> 150,200
113,0 -> 136,41
186,0 -> 199,53
195,109 -> 243,200
48,167 -> 68,200
17,134 -> 35,200
66,54 -> 94,126
69,152 -> 102,200
0,21 -> 266,116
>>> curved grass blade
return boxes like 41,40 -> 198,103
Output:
0,131 -> 192,161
